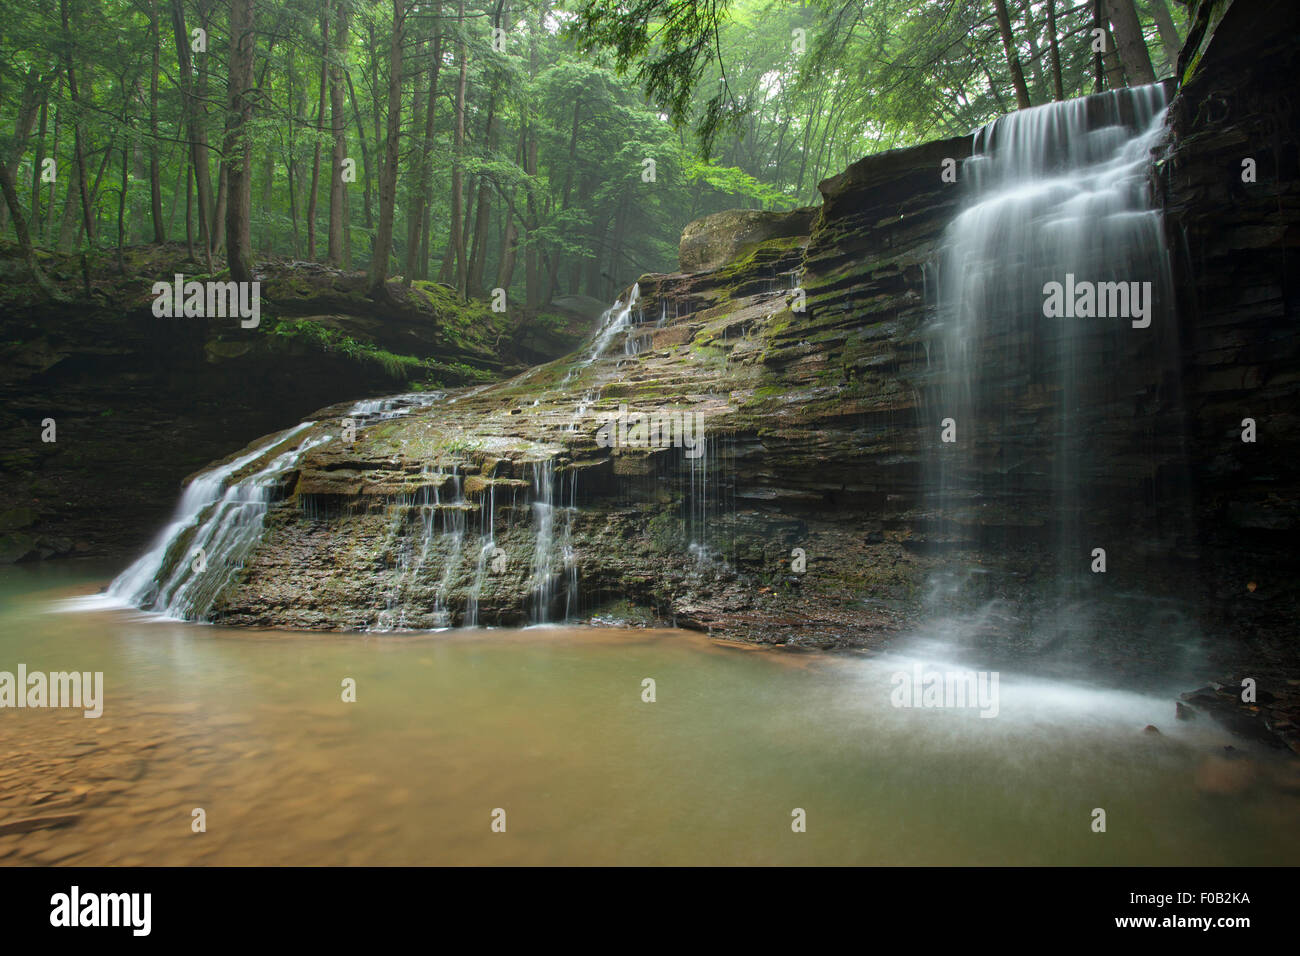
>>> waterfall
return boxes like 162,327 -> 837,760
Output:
560,468 -> 580,620
527,458 -> 557,622
464,480 -> 497,627
431,469 -> 466,627
98,390 -> 456,622
522,457 -> 582,624
105,423 -> 329,620
564,284 -> 641,388
371,465 -> 465,632
925,83 -> 1177,625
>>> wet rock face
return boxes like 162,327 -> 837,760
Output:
1159,0 -> 1300,667
173,0 -> 1295,674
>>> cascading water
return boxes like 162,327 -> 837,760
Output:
371,465 -> 466,632
431,471 -> 467,627
563,284 -> 641,388
560,468 -> 580,620
527,458 -> 558,622
103,423 -> 330,620
925,83 -> 1181,640
97,391 -> 458,623
464,480 -> 497,627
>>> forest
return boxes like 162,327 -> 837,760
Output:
0,0 -> 1186,310
1,0 -> 1298,882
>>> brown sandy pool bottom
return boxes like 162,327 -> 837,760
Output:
2,561 -> 1298,865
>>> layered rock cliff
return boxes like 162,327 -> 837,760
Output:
127,0 -> 1298,705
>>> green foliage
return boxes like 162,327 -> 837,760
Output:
266,318 -> 423,380
1,0 -> 1186,308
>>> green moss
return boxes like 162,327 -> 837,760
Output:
647,515 -> 685,552
263,317 -> 499,386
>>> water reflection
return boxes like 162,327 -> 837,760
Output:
1,563 -> 1296,866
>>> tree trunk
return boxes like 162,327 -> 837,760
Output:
0,158 -> 63,299
1045,0 -> 1065,101
307,8 -> 328,260
225,0 -> 256,282
366,0 -> 405,298
991,0 -> 1032,109
3,67 -> 45,236
46,79 -> 64,240
522,4 -> 543,308
1104,0 -> 1157,85
212,152 -> 228,252
116,142 -> 128,270
402,34 -> 429,287
148,0 -> 165,242
466,88 -> 497,297
30,94 -> 49,240
345,70 -> 374,229
60,0 -> 96,245
1144,0 -> 1182,72
407,23 -> 443,282
172,0 -> 214,268
184,158 -> 194,258
541,95 -> 580,302
327,0 -> 350,265
438,0 -> 469,296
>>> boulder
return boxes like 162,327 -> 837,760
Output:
678,207 -> 816,274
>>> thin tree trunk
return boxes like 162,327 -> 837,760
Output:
60,0 -> 96,245
439,0 -> 469,295
522,4 -> 542,308
0,159 -> 63,298
366,0 -> 405,298
30,94 -> 49,239
116,142 -> 128,270
466,89 -> 497,297
46,80 -> 64,239
224,0 -> 255,282
149,0 -> 165,242
307,8 -> 328,260
184,157 -> 194,258
1046,0 -> 1065,101
540,95 -> 579,302
402,34 -> 429,287
172,0 -> 213,268
78,133 -> 118,246
327,0 -> 350,265
345,70 -> 374,229
407,23 -> 442,283
1144,0 -> 1181,72
991,0 -> 1032,109
1104,0 -> 1157,85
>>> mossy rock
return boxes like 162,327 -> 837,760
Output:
678,208 -> 816,274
